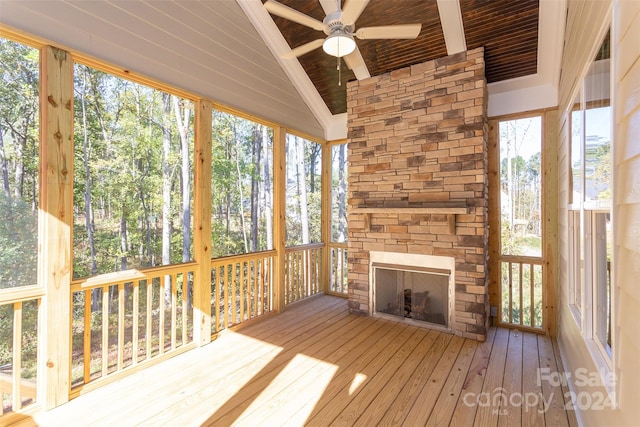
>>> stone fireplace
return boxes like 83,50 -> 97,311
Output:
346,48 -> 489,341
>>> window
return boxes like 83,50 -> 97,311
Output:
0,37 -> 39,289
211,110 -> 274,256
567,31 -> 612,362
331,143 -> 348,243
329,142 -> 348,294
0,35 -> 41,413
72,64 -> 194,278
285,134 -> 322,246
497,116 -> 544,329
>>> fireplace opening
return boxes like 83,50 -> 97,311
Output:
369,252 -> 455,332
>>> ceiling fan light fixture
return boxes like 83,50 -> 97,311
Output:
322,33 -> 356,57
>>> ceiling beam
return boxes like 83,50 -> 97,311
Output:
238,0 -> 343,139
436,0 -> 466,55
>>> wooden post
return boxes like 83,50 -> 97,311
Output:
543,109 -> 558,337
487,119 -> 501,321
273,126 -> 286,312
321,142 -> 332,293
39,46 -> 73,410
193,100 -> 213,345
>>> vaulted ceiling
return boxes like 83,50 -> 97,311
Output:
0,0 -> 566,140
264,0 -> 539,115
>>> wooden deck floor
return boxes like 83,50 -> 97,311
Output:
19,295 -> 577,426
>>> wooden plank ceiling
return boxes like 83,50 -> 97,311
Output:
266,0 -> 539,115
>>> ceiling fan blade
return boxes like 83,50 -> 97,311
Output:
344,47 -> 371,80
341,0 -> 370,25
355,24 -> 422,40
281,39 -> 325,58
264,0 -> 325,31
319,0 -> 339,15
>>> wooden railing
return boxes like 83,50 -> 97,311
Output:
500,256 -> 544,330
284,243 -> 323,304
210,251 -> 275,334
69,262 -> 197,392
0,293 -> 41,415
328,243 -> 348,295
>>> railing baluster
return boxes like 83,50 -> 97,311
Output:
83,289 -> 91,383
182,273 -> 188,345
530,263 -> 535,328
159,277 -> 166,355
132,282 -> 139,365
146,280 -> 152,360
171,273 -> 177,350
101,286 -> 109,377
519,262 -> 524,325
118,283 -> 124,371
12,301 -> 22,411
508,262 -> 513,324
240,261 -> 246,322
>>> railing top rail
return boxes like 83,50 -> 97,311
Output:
0,286 -> 45,305
70,261 -> 198,291
499,255 -> 544,264
285,243 -> 325,253
327,242 -> 348,248
210,249 -> 277,265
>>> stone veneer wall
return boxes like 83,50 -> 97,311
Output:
346,48 -> 489,341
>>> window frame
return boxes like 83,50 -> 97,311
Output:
565,22 -> 616,399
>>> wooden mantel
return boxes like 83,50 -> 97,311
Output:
353,207 -> 468,234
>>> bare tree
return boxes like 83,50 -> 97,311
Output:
295,136 -> 309,244
250,124 -> 262,252
172,96 -> 191,262
262,126 -> 273,249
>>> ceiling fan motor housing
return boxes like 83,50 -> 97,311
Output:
323,11 -> 354,35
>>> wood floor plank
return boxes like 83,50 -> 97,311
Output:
498,329 -> 523,427
450,327 -> 496,427
107,297 -> 352,425
285,320 -> 401,426
377,332 -> 452,425
150,311 -> 368,426
538,334 -> 570,427
208,315 -> 381,426
402,335 -> 466,425
265,327 -> 429,427
474,327 -> 510,427
305,322 -> 418,426
424,338 -> 477,426
351,330 -> 440,427
552,336 -> 579,427
522,332 -> 545,427
329,327 -> 427,426
28,298 -> 577,427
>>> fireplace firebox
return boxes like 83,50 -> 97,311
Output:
370,252 -> 455,333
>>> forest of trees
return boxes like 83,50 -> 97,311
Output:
0,37 -> 348,286
0,38 -> 39,290
285,134 -> 322,246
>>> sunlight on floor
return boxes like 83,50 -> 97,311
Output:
349,373 -> 368,395
234,353 -> 339,426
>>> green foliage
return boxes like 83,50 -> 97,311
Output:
210,110 -> 273,256
0,195 -> 37,288
72,64 -> 195,277
285,135 -> 322,246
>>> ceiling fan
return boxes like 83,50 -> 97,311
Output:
264,0 -> 422,80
